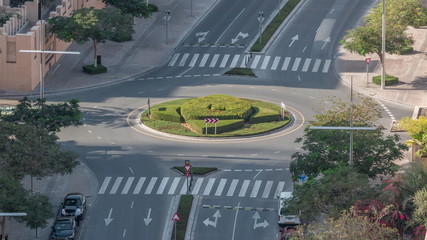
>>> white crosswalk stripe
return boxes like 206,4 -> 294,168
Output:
168,177 -> 181,194
167,53 -> 332,73
121,177 -> 134,194
98,176 -> 288,199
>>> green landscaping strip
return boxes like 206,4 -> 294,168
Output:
174,166 -> 218,175
171,195 -> 193,240
225,67 -> 256,76
251,0 -> 300,52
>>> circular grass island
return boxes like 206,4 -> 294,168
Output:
140,94 -> 291,137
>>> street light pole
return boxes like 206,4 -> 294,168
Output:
257,12 -> 264,45
381,0 -> 386,90
164,10 -> 171,44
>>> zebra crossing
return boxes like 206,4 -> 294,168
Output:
98,176 -> 286,199
168,53 -> 332,73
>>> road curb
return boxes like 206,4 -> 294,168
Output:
185,195 -> 200,240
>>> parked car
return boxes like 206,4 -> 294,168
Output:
50,217 -> 76,240
61,193 -> 86,217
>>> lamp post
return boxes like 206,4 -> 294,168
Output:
309,78 -> 376,165
0,213 -> 27,240
257,11 -> 264,45
164,10 -> 171,44
381,0 -> 386,90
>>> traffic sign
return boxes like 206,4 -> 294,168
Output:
185,160 -> 190,165
184,165 -> 192,172
299,174 -> 307,183
365,58 -> 371,64
172,213 -> 181,221
204,118 -> 219,123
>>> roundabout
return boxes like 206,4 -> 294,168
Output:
127,95 -> 306,144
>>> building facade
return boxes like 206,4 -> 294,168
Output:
0,0 -> 104,92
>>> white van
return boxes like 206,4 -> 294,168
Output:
278,191 -> 301,226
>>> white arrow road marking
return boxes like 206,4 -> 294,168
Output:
252,212 -> 269,229
322,37 -> 331,49
144,208 -> 153,226
289,35 -> 299,47
196,31 -> 209,43
104,208 -> 113,226
231,32 -> 249,44
203,210 -> 221,228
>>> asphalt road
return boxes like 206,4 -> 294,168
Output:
52,0 -> 414,239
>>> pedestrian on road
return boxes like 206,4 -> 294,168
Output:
75,207 -> 82,226
61,207 -> 66,216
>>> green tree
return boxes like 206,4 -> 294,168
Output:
290,96 -> 408,179
1,97 -> 83,133
0,176 -> 52,231
0,121 -> 79,180
102,0 -> 154,18
340,0 -> 424,63
48,7 -> 134,67
283,166 -> 375,223
290,207 -> 400,240
399,116 -> 427,157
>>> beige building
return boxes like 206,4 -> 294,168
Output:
0,0 -> 105,92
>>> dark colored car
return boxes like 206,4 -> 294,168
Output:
50,217 -> 76,240
61,193 -> 86,217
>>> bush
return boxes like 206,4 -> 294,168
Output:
180,95 -> 252,121
372,74 -> 398,86
82,64 -> 107,74
249,106 -> 281,123
150,105 -> 183,123
187,119 -> 245,134
225,68 -> 256,76
147,3 -> 158,12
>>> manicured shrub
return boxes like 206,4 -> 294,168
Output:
187,119 -> 245,134
250,106 -> 281,123
150,105 -> 183,123
82,64 -> 107,74
180,95 -> 252,121
372,75 -> 398,86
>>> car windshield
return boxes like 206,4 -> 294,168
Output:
54,221 -> 72,230
64,198 -> 80,206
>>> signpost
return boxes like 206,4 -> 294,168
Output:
280,102 -> 286,120
204,118 -> 219,134
171,213 -> 181,240
365,58 -> 371,86
299,174 -> 307,183
184,164 -> 192,194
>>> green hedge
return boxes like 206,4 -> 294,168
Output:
249,106 -> 281,123
82,64 -> 107,74
372,75 -> 398,86
180,95 -> 252,120
187,119 -> 245,134
150,105 -> 183,123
